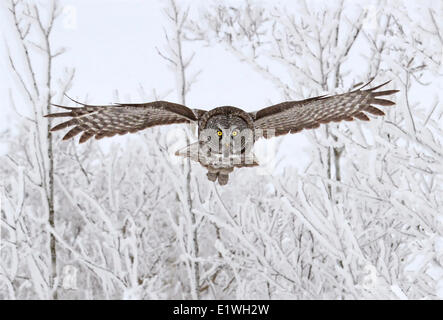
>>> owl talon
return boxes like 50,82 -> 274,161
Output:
218,174 -> 229,186
207,172 -> 217,182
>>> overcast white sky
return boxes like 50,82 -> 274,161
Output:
0,0 -> 439,171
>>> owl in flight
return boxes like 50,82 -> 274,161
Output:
46,81 -> 398,185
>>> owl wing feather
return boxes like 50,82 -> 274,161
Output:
250,81 -> 399,137
45,100 -> 205,143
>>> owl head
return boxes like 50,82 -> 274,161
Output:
199,106 -> 254,159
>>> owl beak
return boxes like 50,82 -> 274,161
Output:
225,143 -> 229,148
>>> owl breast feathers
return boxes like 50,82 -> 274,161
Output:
46,80 -> 398,185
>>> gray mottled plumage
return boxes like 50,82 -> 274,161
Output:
45,81 -> 398,185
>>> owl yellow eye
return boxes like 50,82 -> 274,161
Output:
232,131 -> 238,136
217,130 -> 223,136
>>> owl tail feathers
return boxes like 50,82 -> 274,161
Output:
174,142 -> 200,163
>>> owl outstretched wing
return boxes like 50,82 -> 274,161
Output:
45,99 -> 205,143
250,81 -> 399,137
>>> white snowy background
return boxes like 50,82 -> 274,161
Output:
0,0 -> 442,299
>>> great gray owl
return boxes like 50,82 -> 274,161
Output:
45,81 -> 398,185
